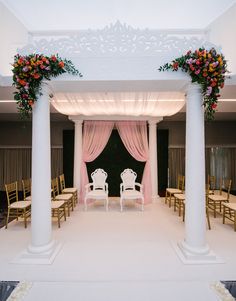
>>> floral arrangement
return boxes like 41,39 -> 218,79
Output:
12,53 -> 82,118
159,48 -> 228,120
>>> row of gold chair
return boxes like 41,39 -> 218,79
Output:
165,175 -> 236,231
4,174 -> 78,229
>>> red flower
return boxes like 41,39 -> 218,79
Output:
33,73 -> 40,79
51,55 -> 57,62
211,103 -> 217,109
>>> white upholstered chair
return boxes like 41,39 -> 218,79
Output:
84,168 -> 109,211
120,168 -> 144,212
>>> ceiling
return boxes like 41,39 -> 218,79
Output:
2,0 -> 236,31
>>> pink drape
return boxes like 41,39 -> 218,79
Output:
80,121 -> 114,202
116,121 -> 152,204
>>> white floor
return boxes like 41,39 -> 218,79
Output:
1,198 -> 236,300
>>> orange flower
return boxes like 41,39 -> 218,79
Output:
19,79 -> 27,86
58,61 -> 65,68
28,100 -> 34,106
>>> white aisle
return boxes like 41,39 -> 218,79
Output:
1,199 -> 236,300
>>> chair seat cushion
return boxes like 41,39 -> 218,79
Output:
9,201 -> 31,209
208,195 -> 227,201
63,188 -> 77,194
55,194 -> 73,201
51,200 -> 65,209
222,202 -> 236,210
121,190 -> 143,199
166,188 -> 182,194
174,193 -> 185,200
86,190 -> 107,199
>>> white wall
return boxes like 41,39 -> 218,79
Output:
0,2 -> 28,76
207,3 -> 236,75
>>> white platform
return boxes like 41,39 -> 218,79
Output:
1,198 -> 236,301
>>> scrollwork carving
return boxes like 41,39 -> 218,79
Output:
19,21 -> 216,58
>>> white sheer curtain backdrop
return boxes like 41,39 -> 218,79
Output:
52,92 -> 185,117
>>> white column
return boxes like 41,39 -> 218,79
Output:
177,83 -> 217,263
73,120 -> 83,192
148,119 -> 163,201
14,84 -> 61,264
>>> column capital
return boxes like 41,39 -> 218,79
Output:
68,116 -> 83,125
186,82 -> 202,96
148,117 -> 163,126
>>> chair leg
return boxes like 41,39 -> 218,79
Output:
23,208 -> 27,228
214,202 -> 216,218
165,191 -> 167,204
234,210 -> 236,232
5,208 -> 10,229
105,197 -> 109,211
223,206 -> 225,224
206,208 -> 211,230
57,209 -> 60,228
64,205 -> 66,221
120,198 -> 123,212
141,198 -> 144,211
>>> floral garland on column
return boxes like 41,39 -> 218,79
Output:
12,53 -> 82,118
159,48 -> 228,120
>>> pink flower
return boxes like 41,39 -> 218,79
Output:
195,69 -> 200,75
206,86 -> 212,96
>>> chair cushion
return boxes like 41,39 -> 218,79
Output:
121,190 -> 143,199
51,200 -> 65,209
63,188 -> 77,194
208,195 -> 227,201
86,190 -> 107,199
222,202 -> 236,210
25,196 -> 32,201
166,188 -> 182,194
174,193 -> 185,200
9,201 -> 31,209
55,194 -> 73,201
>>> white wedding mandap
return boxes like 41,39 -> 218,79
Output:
1,1 -> 236,300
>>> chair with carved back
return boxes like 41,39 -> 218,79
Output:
120,168 -> 144,212
84,168 -> 109,211
5,181 -> 31,228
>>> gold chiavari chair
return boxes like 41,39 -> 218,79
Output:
5,181 -> 31,229
165,175 -> 185,208
51,178 -> 74,217
59,174 -> 78,207
22,178 -> 31,201
208,179 -> 232,218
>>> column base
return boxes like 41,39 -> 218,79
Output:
173,241 -> 224,264
12,240 -> 62,265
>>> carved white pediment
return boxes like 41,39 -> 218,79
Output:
19,21 -> 217,58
